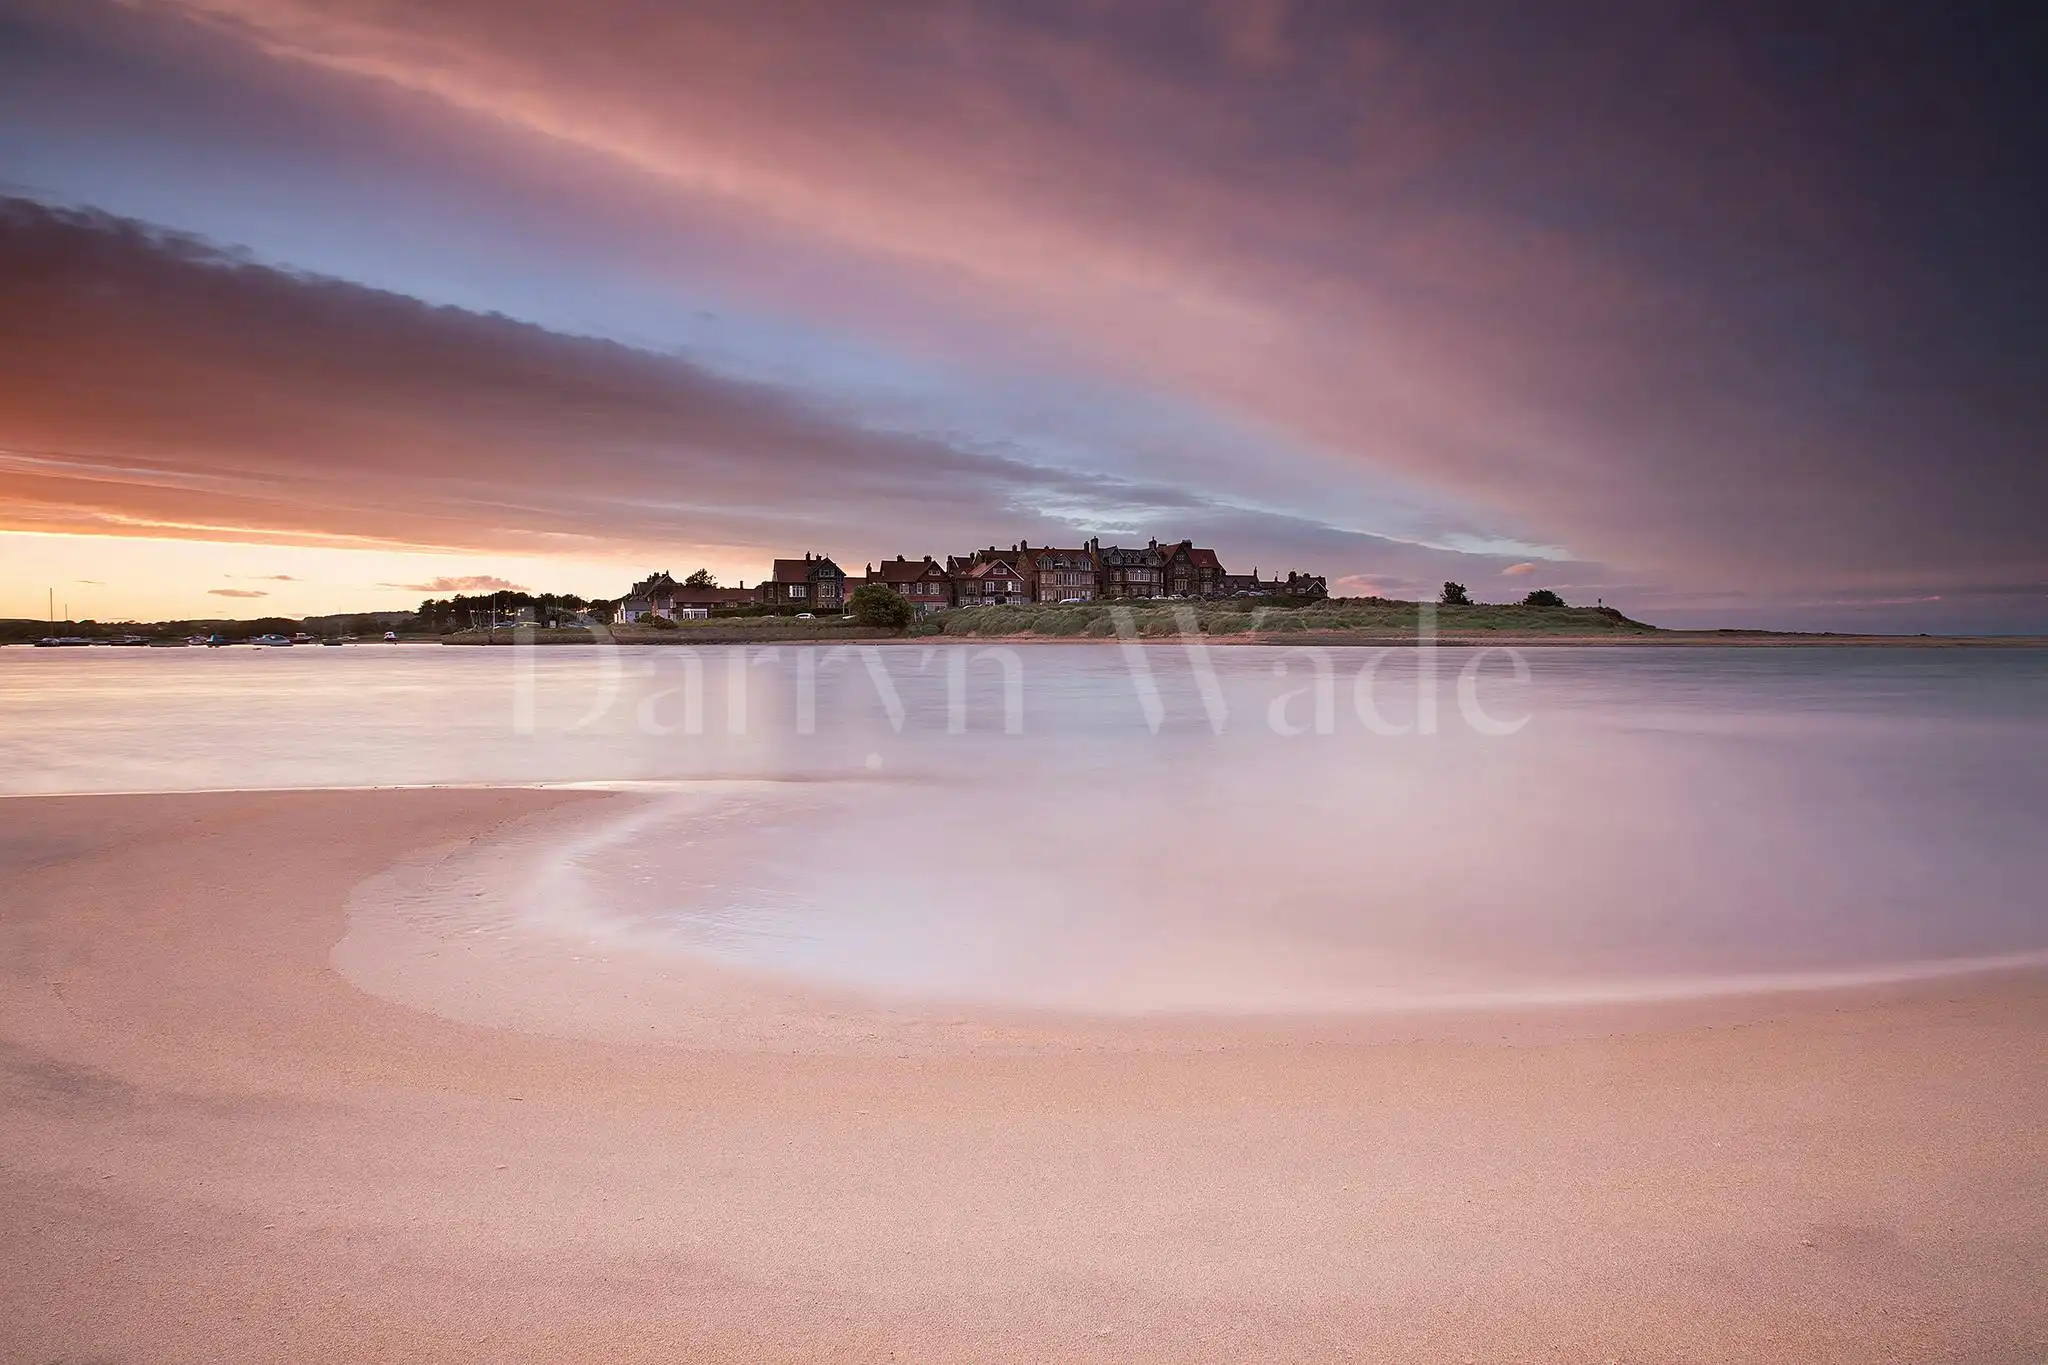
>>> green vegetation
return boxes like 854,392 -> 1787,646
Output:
1440,581 -> 1472,606
848,582 -> 914,630
412,590 -> 593,632
683,569 -> 717,588
441,595 -> 1657,644
907,596 -> 1656,640
1521,588 -> 1566,608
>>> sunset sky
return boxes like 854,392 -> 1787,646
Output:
2,0 -> 2043,630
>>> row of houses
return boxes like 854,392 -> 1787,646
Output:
620,540 -> 1326,622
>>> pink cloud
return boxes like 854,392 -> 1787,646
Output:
10,5 -> 2044,627
384,576 -> 530,594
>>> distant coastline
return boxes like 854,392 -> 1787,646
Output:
7,600 -> 2046,651
442,597 -> 2048,648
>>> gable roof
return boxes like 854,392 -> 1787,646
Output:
866,556 -> 944,584
770,555 -> 843,583
628,571 -> 679,597
1021,546 -> 1097,571
961,558 -> 1022,580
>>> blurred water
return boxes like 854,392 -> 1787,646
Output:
4,642 -> 2045,1010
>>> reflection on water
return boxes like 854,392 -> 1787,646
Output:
5,643 -> 2046,1010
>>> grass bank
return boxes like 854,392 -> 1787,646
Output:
438,599 -> 1659,645
905,598 -> 1658,640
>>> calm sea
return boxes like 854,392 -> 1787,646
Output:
5,642 -> 2044,1010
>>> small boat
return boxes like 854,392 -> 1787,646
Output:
32,636 -> 95,648
320,637 -> 347,646
186,635 -> 212,647
383,631 -> 400,643
252,633 -> 294,647
291,632 -> 316,645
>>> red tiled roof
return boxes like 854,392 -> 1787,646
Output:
962,559 -> 1020,579
1186,547 -> 1222,569
867,557 -> 941,584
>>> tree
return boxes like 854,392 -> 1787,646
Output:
849,582 -> 914,630
1440,581 -> 1471,606
1521,588 -> 1566,608
684,568 -> 718,588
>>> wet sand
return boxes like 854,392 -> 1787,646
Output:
3,788 -> 2044,1362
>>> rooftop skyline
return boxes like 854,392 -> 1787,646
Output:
3,0 -> 2044,631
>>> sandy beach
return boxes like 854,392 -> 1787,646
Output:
3,787 -> 2044,1363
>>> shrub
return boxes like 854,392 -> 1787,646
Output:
1521,589 -> 1566,608
849,582 -> 914,630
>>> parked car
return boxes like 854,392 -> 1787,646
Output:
795,612 -> 815,619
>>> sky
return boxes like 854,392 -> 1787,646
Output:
1,0 -> 2043,631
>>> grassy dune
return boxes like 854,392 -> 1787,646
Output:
907,598 -> 1658,640
438,599 -> 1659,645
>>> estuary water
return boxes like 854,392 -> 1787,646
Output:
4,642 -> 2045,1012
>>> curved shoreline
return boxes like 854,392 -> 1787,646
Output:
4,787 -> 2045,1362
10,777 -> 2044,1031
331,783 -> 2048,1051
